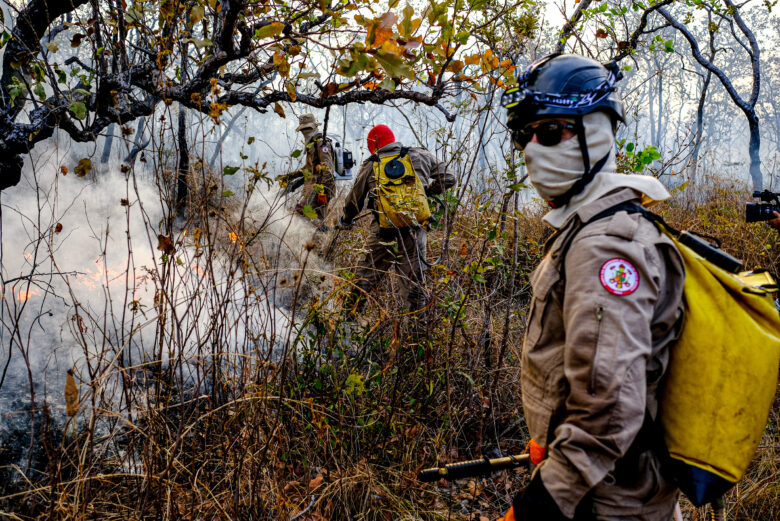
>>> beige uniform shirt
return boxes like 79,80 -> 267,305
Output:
523,188 -> 685,520
300,132 -> 336,205
342,142 -> 455,224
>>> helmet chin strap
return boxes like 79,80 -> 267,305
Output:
548,117 -> 610,209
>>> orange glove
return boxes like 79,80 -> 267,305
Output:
497,506 -> 516,521
526,438 -> 547,466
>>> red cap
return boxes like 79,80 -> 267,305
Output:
367,124 -> 395,154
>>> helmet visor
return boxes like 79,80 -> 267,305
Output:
501,66 -> 621,118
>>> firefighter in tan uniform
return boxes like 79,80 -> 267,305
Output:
339,124 -> 455,311
283,113 -> 336,223
499,55 -> 685,520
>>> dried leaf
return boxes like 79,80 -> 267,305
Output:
157,234 -> 175,255
273,102 -> 286,118
65,369 -> 79,417
54,223 -> 63,233
285,81 -> 297,102
308,473 -> 324,489
283,480 -> 301,493
70,33 -> 85,48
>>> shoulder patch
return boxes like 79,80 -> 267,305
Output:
599,258 -> 639,296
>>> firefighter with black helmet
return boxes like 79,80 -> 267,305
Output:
499,54 -> 685,520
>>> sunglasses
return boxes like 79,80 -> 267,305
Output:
512,120 -> 576,149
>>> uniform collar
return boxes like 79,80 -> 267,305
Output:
573,187 -> 642,224
375,142 -> 403,155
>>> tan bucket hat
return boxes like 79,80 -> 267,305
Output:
296,113 -> 319,132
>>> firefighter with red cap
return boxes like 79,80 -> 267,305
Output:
339,124 -> 455,311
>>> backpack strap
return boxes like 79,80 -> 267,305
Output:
555,201 -> 647,281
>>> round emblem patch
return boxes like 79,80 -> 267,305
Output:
599,258 -> 639,296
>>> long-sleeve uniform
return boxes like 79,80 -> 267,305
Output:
523,188 -> 685,520
296,132 -> 336,220
342,141 -> 455,309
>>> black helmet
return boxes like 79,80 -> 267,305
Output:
502,54 -> 625,132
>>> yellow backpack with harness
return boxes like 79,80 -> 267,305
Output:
373,147 -> 431,229
582,203 -> 780,506
656,222 -> 780,506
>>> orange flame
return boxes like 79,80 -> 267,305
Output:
17,288 -> 41,302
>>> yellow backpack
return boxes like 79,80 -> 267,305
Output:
373,147 -> 431,229
576,202 -> 780,506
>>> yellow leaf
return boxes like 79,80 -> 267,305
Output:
65,369 -> 79,417
285,81 -> 297,102
255,21 -> 285,39
273,103 -> 286,118
380,39 -> 403,56
465,54 -> 481,66
74,158 -> 92,177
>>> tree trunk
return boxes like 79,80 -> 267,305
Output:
747,112 -> 762,191
691,69 -> 712,181
176,106 -> 189,217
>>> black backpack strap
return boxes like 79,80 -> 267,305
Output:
399,146 -> 409,158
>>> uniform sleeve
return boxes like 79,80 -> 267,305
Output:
420,149 -> 456,195
342,161 -> 373,222
538,232 -> 665,518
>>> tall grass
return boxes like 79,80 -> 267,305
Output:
0,146 -> 777,521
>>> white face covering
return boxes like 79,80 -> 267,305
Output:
523,111 -> 672,229
524,111 -> 616,201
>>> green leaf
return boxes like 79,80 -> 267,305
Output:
507,182 -> 526,192
255,22 -> 285,39
376,50 -> 413,79
190,38 -> 212,49
223,165 -> 240,176
454,31 -> 470,45
626,142 -> 635,153
379,77 -> 396,92
33,83 -> 45,100
190,5 -> 205,24
302,205 -> 318,219
291,149 -> 302,158
222,190 -> 234,197
69,101 -> 87,120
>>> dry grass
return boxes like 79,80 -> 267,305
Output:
0,174 -> 777,521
